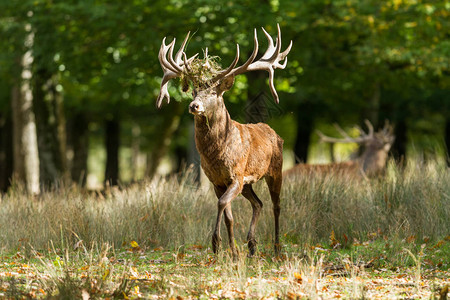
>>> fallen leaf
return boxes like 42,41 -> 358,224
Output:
293,272 -> 302,283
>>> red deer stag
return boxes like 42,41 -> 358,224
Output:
156,25 -> 292,257
284,120 -> 395,178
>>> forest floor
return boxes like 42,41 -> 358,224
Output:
1,162 -> 449,298
1,236 -> 449,299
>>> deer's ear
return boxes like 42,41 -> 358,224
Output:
218,76 -> 235,94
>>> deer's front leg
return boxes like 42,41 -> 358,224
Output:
212,181 -> 242,255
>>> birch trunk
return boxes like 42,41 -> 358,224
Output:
18,26 -> 40,194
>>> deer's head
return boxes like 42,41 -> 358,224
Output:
188,76 -> 235,117
358,121 -> 395,155
155,24 -> 292,118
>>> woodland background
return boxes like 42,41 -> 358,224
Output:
0,0 -> 449,193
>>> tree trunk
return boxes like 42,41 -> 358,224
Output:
445,118 -> 450,167
11,84 -> 25,183
366,82 -> 380,128
67,111 -> 89,186
293,102 -> 315,163
329,143 -> 336,163
392,118 -> 407,162
33,70 -> 66,187
0,112 -> 13,192
130,123 -> 141,182
104,115 -> 120,186
16,28 -> 40,194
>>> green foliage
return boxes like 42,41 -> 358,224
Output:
0,0 -> 448,165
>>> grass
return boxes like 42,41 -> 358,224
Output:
0,159 -> 449,298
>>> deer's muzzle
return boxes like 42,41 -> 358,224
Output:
189,101 -> 205,115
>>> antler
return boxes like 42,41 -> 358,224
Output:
156,32 -> 198,108
156,24 -> 292,107
355,119 -> 374,141
317,120 -> 376,144
212,24 -> 293,103
377,120 -> 395,144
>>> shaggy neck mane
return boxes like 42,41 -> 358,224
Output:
193,99 -> 235,155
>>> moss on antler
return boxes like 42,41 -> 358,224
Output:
181,54 -> 222,91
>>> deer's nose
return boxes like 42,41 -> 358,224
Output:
189,101 -> 204,115
189,102 -> 199,112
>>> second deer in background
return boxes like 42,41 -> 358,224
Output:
284,120 -> 395,179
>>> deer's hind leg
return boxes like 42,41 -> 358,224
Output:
241,184 -> 263,256
265,174 -> 282,256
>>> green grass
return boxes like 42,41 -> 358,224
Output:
0,160 -> 449,298
0,240 -> 448,299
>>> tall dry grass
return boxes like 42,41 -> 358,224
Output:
0,160 -> 449,252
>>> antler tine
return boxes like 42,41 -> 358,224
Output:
156,78 -> 171,108
186,53 -> 199,73
280,39 -> 293,62
316,129 -> 356,144
239,28 -> 259,69
333,123 -> 355,141
214,44 -> 241,81
260,26 -> 277,60
364,119 -> 374,137
378,120 -> 395,144
175,32 -> 191,64
159,38 -> 177,73
167,38 -> 183,73
316,130 -> 328,142
267,24 -> 284,64
268,68 -> 279,103
382,120 -> 393,135
156,32 -> 198,108
261,24 -> 292,69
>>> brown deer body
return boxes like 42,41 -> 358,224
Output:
156,25 -> 292,256
284,121 -> 395,178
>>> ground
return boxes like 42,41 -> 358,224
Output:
1,236 -> 448,299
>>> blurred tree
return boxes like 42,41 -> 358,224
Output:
145,101 -> 184,178
104,113 -> 120,186
0,64 -> 13,192
12,25 -> 41,194
0,112 -> 13,192
66,110 -> 88,186
446,119 -> 450,166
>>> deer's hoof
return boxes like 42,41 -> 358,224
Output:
248,239 -> 257,257
274,243 -> 282,256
